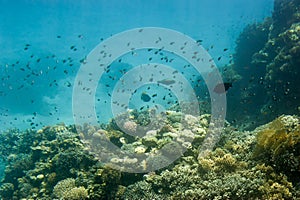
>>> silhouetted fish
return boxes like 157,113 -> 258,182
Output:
141,92 -> 151,102
213,82 -> 232,94
157,79 -> 176,85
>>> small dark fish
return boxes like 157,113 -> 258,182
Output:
157,79 -> 176,85
213,82 -> 232,94
223,48 -> 228,51
141,92 -> 151,102
64,81 -> 72,87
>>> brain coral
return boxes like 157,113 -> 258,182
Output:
53,178 -> 88,200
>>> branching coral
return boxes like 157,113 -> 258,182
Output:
198,148 -> 247,173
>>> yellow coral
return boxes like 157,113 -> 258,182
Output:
198,148 -> 246,172
255,115 -> 300,155
254,115 -> 300,181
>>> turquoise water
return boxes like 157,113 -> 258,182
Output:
0,0 -> 273,130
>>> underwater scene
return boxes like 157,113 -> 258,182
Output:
1,0 -> 300,199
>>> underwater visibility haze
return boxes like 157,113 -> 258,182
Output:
1,0 -> 300,199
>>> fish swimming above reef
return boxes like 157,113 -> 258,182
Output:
157,79 -> 176,85
141,92 -> 151,102
213,82 -> 232,94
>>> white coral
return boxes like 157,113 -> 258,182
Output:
123,121 -> 137,133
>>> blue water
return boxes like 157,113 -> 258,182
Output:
0,0 -> 274,131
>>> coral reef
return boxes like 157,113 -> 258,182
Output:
124,150 -> 294,200
122,115 -> 298,200
225,18 -> 272,129
79,108 -> 210,172
0,124 -> 122,199
2,1 -> 300,199
2,1 -> 300,196
227,0 -> 300,130
0,109 -> 300,199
